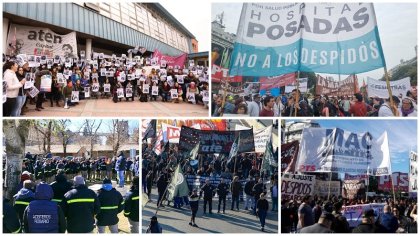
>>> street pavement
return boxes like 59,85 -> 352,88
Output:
22,97 -> 209,117
142,188 -> 278,233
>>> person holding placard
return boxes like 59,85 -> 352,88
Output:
34,67 -> 51,111
62,79 -> 75,107
50,66 -> 62,107
15,66 -> 28,116
160,81 -> 171,102
149,81 -> 158,101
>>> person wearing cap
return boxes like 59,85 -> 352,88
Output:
61,175 -> 100,233
124,176 -> 139,233
50,170 -> 73,204
349,93 -> 367,116
299,212 -> 335,233
13,180 -> 34,228
378,95 -> 400,117
380,205 -> 399,233
256,192 -> 269,231
146,216 -> 162,233
96,178 -> 124,233
352,209 -> 387,233
23,182 -> 66,233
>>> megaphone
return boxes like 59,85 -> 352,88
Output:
64,98 -> 69,109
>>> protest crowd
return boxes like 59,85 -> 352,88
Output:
281,194 -> 417,233
142,121 -> 278,233
210,87 -> 417,117
3,52 -> 209,117
3,151 -> 140,233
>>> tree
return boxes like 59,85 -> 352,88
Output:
33,120 -> 57,154
3,120 -> 31,200
81,119 -> 103,159
56,119 -> 75,157
108,119 -> 128,156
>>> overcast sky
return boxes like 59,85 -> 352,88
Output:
161,1 -> 210,52
211,3 -> 417,82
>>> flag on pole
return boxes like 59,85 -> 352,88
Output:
153,129 -> 163,155
261,138 -> 276,175
227,134 -> 240,163
189,142 -> 200,160
167,164 -> 190,200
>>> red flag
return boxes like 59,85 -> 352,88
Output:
259,73 -> 296,90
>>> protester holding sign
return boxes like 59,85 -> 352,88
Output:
3,61 -> 26,116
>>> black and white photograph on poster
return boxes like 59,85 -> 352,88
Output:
117,88 -> 124,98
176,75 -> 184,84
80,50 -> 85,59
183,69 -> 189,74
202,90 -> 209,102
151,86 -> 159,96
40,55 -> 47,64
98,53 -> 104,59
40,75 -> 52,92
93,63 -> 98,69
139,75 -> 146,82
167,76 -> 174,87
145,58 -> 151,66
127,74 -> 135,81
151,58 -> 157,66
118,74 -> 126,83
54,55 -> 60,64
159,69 -> 167,78
71,91 -> 79,102
126,87 -> 133,97
65,58 -> 72,67
100,68 -> 106,76
105,72 -> 113,77
56,73 -> 66,84
35,56 -> 41,65
244,82 -> 260,96
171,89 -> 178,99
187,92 -> 195,103
151,75 -> 159,84
92,83 -> 99,92
103,84 -> 111,93
142,85 -> 149,94
28,86 -> 39,98
92,52 -> 98,60
91,73 -> 98,79
3,81 -> 7,103
84,87 -> 90,98
84,74 -> 90,80
47,59 -> 53,68
160,60 -> 167,68
115,59 -> 121,67
189,59 -> 194,67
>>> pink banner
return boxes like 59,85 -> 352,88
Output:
153,49 -> 187,68
259,73 -> 296,90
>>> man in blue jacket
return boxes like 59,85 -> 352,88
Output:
115,151 -> 127,188
380,205 -> 399,233
23,182 -> 66,233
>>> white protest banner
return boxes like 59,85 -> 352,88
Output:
92,83 -> 99,92
84,87 -> 90,98
314,180 -> 340,197
117,88 -> 124,98
7,24 -> 77,58
342,203 -> 385,228
202,91 -> 209,102
142,85 -> 150,94
3,81 -> 7,103
410,151 -> 417,193
171,89 -> 178,99
57,73 -> 66,84
152,86 -> 159,96
187,92 -> 195,103
230,3 -> 385,76
40,75 -> 52,92
297,128 -> 391,175
367,77 -> 411,98
28,86 -> 39,98
71,91 -> 79,102
176,75 -> 184,84
285,78 -> 308,93
126,87 -> 133,97
104,84 -> 111,93
281,174 -> 315,199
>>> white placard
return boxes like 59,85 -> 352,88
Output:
104,84 -> 111,93
117,88 -> 124,98
152,86 -> 159,96
71,91 -> 79,102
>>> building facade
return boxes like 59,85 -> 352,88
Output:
3,2 -> 197,58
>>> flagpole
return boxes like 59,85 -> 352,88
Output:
383,67 -> 397,116
327,171 -> 332,200
390,173 -> 396,202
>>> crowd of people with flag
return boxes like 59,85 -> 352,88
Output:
142,119 -> 278,232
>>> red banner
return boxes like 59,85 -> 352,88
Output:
315,74 -> 357,97
153,49 -> 187,68
259,73 -> 296,90
211,64 -> 242,83
378,172 -> 409,192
